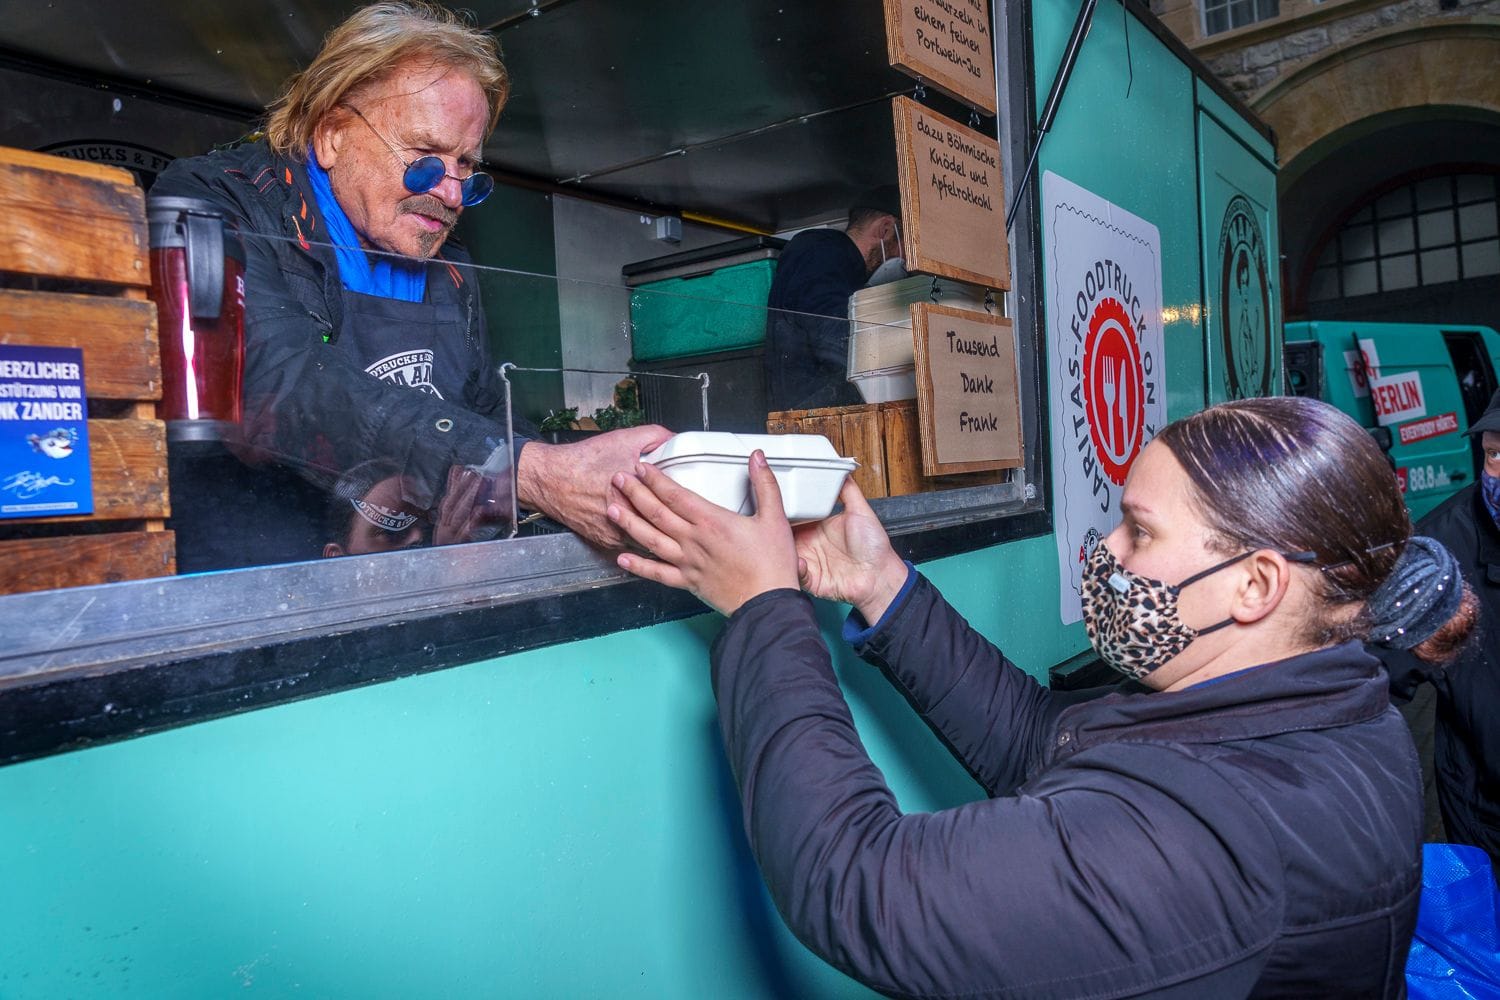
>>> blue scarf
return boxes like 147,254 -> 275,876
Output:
305,150 -> 427,303
1482,471 -> 1500,530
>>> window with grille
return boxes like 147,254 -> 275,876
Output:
1308,173 -> 1500,302
1202,0 -> 1280,36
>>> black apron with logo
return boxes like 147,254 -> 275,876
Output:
170,266 -> 484,571
335,284 -> 476,405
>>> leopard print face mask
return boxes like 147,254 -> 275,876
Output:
1080,542 -> 1252,681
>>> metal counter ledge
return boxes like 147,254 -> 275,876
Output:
0,481 -> 1043,766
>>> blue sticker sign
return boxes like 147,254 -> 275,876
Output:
0,344 -> 93,518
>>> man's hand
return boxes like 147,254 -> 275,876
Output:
515,424 -> 675,548
609,451 -> 800,616
793,478 -> 907,624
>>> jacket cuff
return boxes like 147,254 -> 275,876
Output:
727,588 -> 809,623
841,562 -> 918,646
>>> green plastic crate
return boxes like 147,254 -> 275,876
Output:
629,258 -> 777,362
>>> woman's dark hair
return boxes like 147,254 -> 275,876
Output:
1412,587 -> 1479,663
1155,396 -> 1473,662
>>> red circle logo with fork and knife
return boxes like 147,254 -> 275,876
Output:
1083,297 -> 1145,486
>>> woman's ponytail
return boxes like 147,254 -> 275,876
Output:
1366,535 -> 1477,665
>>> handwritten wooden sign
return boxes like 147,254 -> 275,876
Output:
892,97 -> 1009,291
912,302 -> 1022,475
883,0 -> 997,115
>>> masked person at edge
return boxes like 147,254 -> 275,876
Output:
763,185 -> 904,413
606,396 -> 1477,998
153,1 -> 668,568
1379,388 -> 1500,873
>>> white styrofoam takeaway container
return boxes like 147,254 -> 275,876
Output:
642,432 -> 858,521
848,365 -> 918,403
845,275 -> 993,402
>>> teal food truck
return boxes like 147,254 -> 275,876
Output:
1285,320 -> 1500,520
0,0 -> 1280,994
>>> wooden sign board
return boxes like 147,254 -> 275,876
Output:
912,302 -> 1022,475
883,0 -> 997,115
892,97 -> 1009,291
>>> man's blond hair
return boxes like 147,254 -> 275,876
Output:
265,1 -> 509,160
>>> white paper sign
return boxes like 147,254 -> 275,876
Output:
1043,171 -> 1167,625
1369,370 -> 1427,426
1344,337 -> 1382,398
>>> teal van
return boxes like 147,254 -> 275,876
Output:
1285,320 -> 1500,519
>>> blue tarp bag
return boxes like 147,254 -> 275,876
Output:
1407,843 -> 1500,999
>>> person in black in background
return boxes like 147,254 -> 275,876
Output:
1382,388 -> 1500,874
763,186 -> 903,412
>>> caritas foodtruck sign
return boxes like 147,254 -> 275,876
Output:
1043,172 -> 1166,624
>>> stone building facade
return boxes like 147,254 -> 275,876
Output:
1151,0 -> 1500,329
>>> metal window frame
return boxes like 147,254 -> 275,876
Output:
1309,171 -> 1500,302
1200,0 -> 1280,37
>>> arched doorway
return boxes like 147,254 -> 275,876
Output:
1254,23 -> 1500,329
1285,142 -> 1500,328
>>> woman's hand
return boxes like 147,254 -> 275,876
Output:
793,478 -> 908,625
609,451 -> 800,616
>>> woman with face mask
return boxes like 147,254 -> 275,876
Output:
608,396 -> 1476,999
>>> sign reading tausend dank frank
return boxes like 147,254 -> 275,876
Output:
0,344 -> 93,519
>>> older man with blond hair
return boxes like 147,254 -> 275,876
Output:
154,1 -> 667,566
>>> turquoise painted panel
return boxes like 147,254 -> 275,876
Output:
1031,0 -> 1206,419
1193,81 -> 1275,167
0,537 -> 1081,999
630,260 -> 776,361
1198,109 -> 1282,405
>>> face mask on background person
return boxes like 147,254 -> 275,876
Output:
1482,471 -> 1500,530
866,233 -> 907,287
1080,541 -> 1313,680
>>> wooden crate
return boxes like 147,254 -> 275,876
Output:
0,146 -> 173,594
767,400 -> 1005,498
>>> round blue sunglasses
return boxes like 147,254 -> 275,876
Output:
343,104 -> 494,207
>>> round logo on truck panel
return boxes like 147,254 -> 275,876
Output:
1217,194 -> 1273,400
1083,297 -> 1145,486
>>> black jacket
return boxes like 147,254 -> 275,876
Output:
152,141 -> 516,511
763,228 -> 867,412
1383,485 -> 1500,867
712,576 -> 1422,999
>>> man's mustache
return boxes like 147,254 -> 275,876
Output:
399,195 -> 458,227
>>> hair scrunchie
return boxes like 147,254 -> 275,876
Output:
1367,536 -> 1464,650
